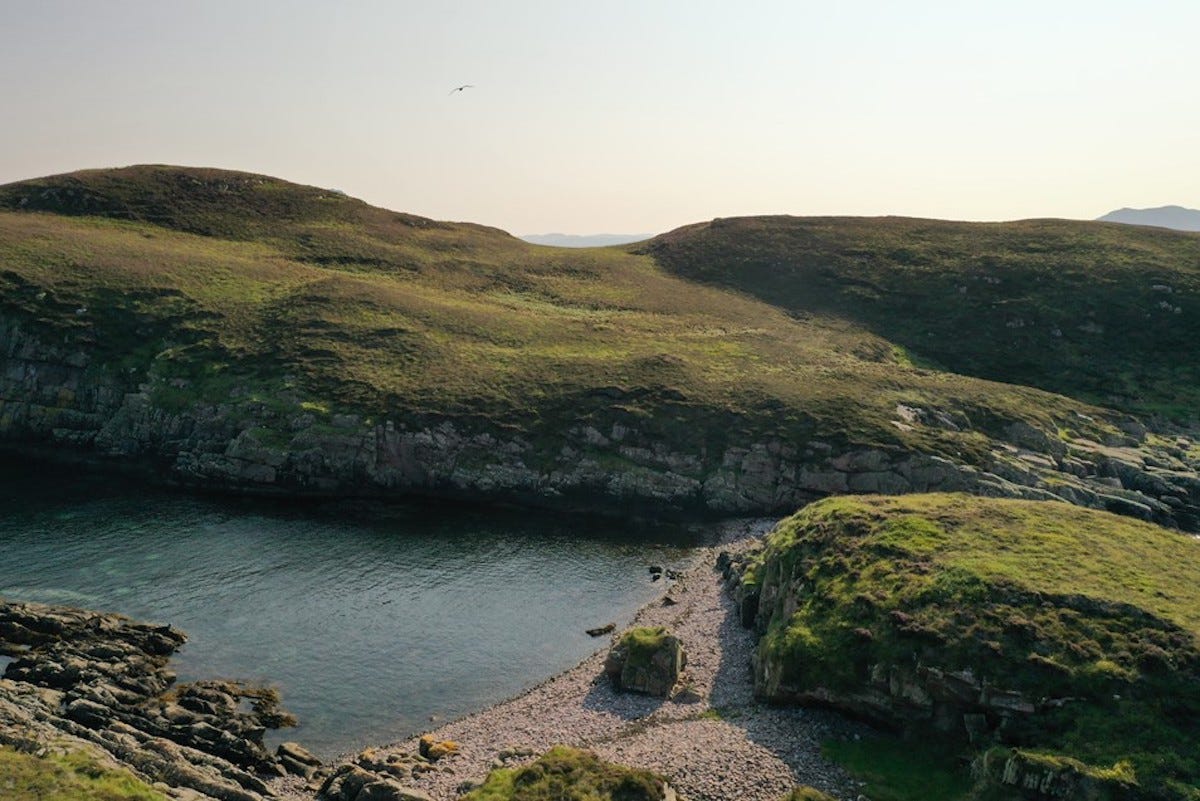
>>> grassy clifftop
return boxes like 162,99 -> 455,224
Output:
0,167 -> 1157,429
645,215 -> 1200,420
0,166 -> 1195,518
743,494 -> 1200,798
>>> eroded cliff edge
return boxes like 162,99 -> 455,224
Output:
3,314 -> 1199,526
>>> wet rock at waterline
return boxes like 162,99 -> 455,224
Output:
0,599 -> 314,801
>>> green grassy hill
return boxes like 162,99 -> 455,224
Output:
644,215 -> 1200,420
0,166 -> 1196,521
740,494 -> 1200,799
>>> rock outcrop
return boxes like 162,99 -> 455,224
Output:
0,599 -> 315,801
724,496 -> 1200,799
604,627 -> 686,698
316,746 -> 443,801
975,749 -> 1135,801
3,316 -> 1199,528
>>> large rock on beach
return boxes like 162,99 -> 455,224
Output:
604,626 -> 686,698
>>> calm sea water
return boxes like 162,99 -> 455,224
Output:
0,458 -> 706,757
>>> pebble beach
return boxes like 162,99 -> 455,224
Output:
276,518 -> 866,801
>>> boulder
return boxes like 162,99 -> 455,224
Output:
417,734 -> 458,761
277,740 -> 321,778
604,627 -> 686,697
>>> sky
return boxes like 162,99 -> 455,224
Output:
2,1 -> 1198,235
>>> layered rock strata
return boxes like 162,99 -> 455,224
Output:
2,318 -> 1198,528
0,599 -> 315,801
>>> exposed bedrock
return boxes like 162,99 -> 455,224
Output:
0,599 -> 317,801
2,317 -> 1197,528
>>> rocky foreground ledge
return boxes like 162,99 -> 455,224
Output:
0,599 -> 321,801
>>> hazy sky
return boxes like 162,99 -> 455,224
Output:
3,1 -> 1197,234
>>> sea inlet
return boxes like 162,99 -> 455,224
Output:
0,457 -> 706,757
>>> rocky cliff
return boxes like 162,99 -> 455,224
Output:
4,314 -> 1198,526
2,166 -> 1199,527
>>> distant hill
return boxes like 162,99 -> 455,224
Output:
520,232 -> 653,247
1097,205 -> 1200,231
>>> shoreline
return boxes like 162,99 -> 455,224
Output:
275,517 -> 867,801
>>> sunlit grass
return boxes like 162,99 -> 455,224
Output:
0,166 -> 1189,471
0,745 -> 165,801
749,494 -> 1200,797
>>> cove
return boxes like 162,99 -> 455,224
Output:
0,458 -> 706,758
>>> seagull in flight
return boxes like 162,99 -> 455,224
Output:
449,84 -> 474,95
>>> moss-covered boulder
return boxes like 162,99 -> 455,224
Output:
459,745 -> 671,801
739,493 -> 1200,799
604,626 -> 686,697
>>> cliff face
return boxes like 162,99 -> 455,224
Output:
4,315 -> 1199,524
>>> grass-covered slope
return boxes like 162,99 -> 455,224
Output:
0,167 -> 1075,436
742,494 -> 1200,798
0,166 -> 1196,519
644,216 -> 1200,420
0,745 -> 165,801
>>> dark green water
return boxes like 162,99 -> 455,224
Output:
0,459 -> 704,757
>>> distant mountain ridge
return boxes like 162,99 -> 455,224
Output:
1097,205 -> 1200,231
520,232 -> 653,247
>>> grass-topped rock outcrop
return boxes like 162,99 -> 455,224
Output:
603,626 -> 686,697
1,166 -> 1197,523
460,745 -> 674,801
732,494 -> 1200,799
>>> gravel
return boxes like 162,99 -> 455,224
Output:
274,518 -> 867,801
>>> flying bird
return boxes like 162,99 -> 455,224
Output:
449,84 -> 474,94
